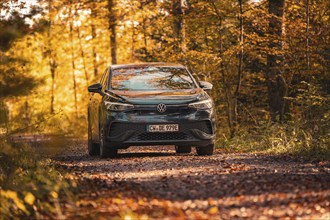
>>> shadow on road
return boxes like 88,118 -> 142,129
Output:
117,151 -> 177,158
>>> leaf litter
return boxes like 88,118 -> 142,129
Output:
55,143 -> 330,219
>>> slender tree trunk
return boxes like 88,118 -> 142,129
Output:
24,97 -> 30,132
142,15 -> 148,51
129,0 -> 137,59
76,24 -> 89,87
47,0 -> 56,114
0,100 -> 9,135
306,0 -> 310,76
219,24 -> 233,136
231,0 -> 244,135
108,0 -> 117,64
173,0 -> 181,50
210,0 -> 243,138
204,24 -> 208,47
131,21 -> 136,60
266,0 -> 288,122
49,58 -> 56,114
180,0 -> 187,53
139,8 -> 149,60
69,1 -> 78,118
90,0 -> 98,77
138,1 -> 152,60
209,0 -> 234,136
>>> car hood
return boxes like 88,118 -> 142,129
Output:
111,88 -> 206,105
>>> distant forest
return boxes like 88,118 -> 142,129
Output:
0,0 -> 329,157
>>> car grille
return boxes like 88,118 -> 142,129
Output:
108,121 -> 213,142
137,132 -> 188,141
131,105 -> 194,115
109,123 -> 142,137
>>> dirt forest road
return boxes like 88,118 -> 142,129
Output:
55,142 -> 330,220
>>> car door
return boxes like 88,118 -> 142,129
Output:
92,68 -> 109,141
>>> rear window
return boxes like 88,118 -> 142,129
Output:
111,67 -> 196,90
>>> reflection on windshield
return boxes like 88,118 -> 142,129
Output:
111,67 -> 196,90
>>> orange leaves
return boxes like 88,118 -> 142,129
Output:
208,206 -> 219,215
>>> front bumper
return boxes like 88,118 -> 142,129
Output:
102,105 -> 216,149
106,121 -> 214,148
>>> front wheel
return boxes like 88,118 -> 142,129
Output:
196,144 -> 214,156
99,127 -> 118,158
88,123 -> 99,156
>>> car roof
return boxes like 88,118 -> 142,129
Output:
110,62 -> 185,69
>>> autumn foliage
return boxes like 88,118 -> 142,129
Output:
0,0 -> 329,218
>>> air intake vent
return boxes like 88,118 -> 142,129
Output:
137,132 -> 188,141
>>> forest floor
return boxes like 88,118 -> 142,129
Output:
55,142 -> 330,220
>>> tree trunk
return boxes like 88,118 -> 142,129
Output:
209,0 -> 234,136
47,0 -> 56,114
49,57 -> 56,114
76,24 -> 89,87
69,1 -> 78,118
142,15 -> 148,52
131,21 -> 136,60
180,0 -> 187,53
306,0 -> 310,76
108,0 -> 117,64
204,24 -> 208,48
23,98 -> 30,132
90,0 -> 98,77
231,0 -> 244,135
266,0 -> 288,122
172,0 -> 187,53
210,0 -> 245,137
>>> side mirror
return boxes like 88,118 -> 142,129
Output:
199,81 -> 213,91
88,83 -> 102,93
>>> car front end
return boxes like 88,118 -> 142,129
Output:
101,89 -> 216,150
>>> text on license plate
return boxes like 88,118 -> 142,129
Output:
148,124 -> 179,132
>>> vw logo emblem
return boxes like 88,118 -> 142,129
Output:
157,103 -> 167,113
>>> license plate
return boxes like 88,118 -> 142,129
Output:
148,124 -> 179,132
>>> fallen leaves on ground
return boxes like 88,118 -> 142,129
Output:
55,144 -> 330,220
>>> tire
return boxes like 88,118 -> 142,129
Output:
99,127 -> 118,158
88,122 -> 99,156
196,144 -> 214,156
175,146 -> 192,153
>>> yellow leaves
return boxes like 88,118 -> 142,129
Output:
208,206 -> 219,215
24,192 -> 35,205
289,5 -> 301,12
1,190 -> 37,214
50,191 -> 58,199
124,215 -> 133,220
121,212 -> 149,220
113,197 -> 123,205
1,190 -> 27,213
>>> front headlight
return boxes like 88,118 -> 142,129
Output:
105,101 -> 134,111
188,99 -> 213,109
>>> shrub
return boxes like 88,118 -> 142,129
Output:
0,140 -> 75,219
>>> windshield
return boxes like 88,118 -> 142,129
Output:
111,67 -> 196,90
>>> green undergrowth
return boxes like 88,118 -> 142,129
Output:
0,140 -> 76,219
218,121 -> 330,162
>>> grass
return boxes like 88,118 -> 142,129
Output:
217,121 -> 330,162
